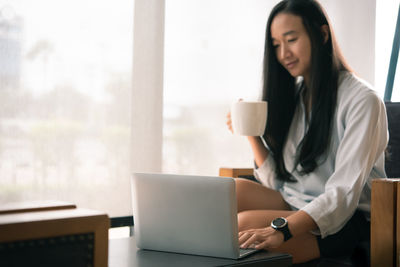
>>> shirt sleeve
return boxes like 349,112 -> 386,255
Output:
254,154 -> 284,191
301,91 -> 388,238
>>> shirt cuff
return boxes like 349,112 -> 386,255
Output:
301,198 -> 346,239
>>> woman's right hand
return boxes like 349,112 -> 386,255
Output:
226,112 -> 233,133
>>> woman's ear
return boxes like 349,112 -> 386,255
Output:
321,24 -> 329,44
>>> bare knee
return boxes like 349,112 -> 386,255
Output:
235,178 -> 261,212
235,178 -> 290,212
235,179 -> 248,213
235,178 -> 255,195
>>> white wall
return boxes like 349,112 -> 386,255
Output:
321,0 -> 376,86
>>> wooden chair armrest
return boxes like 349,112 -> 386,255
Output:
219,167 -> 254,178
371,178 -> 400,267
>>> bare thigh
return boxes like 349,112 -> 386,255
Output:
238,209 -> 320,264
235,178 -> 291,212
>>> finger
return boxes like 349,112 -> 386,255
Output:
238,230 -> 251,236
238,232 -> 251,244
241,236 -> 258,249
226,113 -> 232,126
239,231 -> 257,245
227,123 -> 233,133
248,243 -> 257,249
240,234 -> 260,249
239,228 -> 266,248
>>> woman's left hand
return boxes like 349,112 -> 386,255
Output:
239,227 -> 284,250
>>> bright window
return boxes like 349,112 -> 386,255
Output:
163,0 -> 277,175
0,0 -> 133,216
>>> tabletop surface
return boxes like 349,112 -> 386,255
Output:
109,236 -> 292,267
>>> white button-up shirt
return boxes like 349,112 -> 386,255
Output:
254,71 -> 388,238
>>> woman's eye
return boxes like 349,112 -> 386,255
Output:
288,38 -> 298,43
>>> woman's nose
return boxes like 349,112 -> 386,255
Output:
280,44 -> 291,60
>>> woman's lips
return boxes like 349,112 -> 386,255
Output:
286,60 -> 298,69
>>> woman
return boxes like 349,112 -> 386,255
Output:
226,0 -> 388,263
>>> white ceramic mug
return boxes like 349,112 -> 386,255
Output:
231,101 -> 268,136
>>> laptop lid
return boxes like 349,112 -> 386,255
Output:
131,173 -> 242,259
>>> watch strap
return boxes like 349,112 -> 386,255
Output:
279,224 -> 292,241
271,217 -> 293,242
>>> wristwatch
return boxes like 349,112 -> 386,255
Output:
271,217 -> 293,242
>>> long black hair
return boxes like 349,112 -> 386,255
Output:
262,0 -> 350,182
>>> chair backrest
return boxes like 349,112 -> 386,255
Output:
385,102 -> 400,178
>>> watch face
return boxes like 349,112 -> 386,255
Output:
272,217 -> 287,228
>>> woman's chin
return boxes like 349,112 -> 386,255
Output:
287,70 -> 299,77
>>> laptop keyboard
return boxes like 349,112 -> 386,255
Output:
239,247 -> 257,257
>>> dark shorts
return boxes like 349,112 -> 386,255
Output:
317,210 -> 370,258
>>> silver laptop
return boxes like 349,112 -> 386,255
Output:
131,172 -> 258,259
